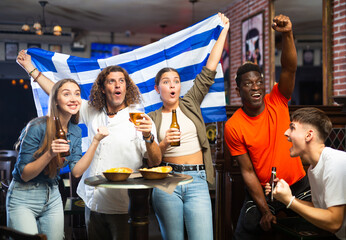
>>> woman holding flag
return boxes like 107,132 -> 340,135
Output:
148,12 -> 229,240
6,71 -> 108,239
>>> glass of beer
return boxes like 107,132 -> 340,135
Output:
128,103 -> 145,141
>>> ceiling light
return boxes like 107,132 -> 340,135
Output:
21,24 -> 30,31
53,25 -> 62,36
36,29 -> 43,35
21,1 -> 62,36
33,22 -> 42,31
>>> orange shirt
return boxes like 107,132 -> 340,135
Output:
224,84 -> 305,186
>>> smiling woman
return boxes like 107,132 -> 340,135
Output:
6,77 -> 109,239
6,79 -> 83,239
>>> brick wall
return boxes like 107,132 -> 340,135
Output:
225,0 -> 270,105
225,0 -> 346,104
333,0 -> 346,96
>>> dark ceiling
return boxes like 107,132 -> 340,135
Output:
0,0 -> 322,37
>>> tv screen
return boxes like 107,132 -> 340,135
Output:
90,43 -> 141,59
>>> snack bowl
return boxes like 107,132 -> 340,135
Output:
103,167 -> 133,181
139,166 -> 173,180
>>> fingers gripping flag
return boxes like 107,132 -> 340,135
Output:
27,14 -> 227,153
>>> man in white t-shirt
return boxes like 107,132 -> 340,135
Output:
265,107 -> 346,239
17,51 -> 162,240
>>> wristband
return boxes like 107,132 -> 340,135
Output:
29,68 -> 37,76
33,72 -> 42,82
143,132 -> 154,143
286,196 -> 295,209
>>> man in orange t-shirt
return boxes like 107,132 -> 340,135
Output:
224,15 -> 311,240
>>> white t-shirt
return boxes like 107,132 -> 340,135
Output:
77,100 -> 158,214
308,147 -> 346,239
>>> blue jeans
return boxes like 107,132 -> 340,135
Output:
6,180 -> 64,240
152,170 -> 213,240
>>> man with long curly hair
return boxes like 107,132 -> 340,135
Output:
17,51 -> 162,240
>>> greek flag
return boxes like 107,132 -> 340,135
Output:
27,13 -> 227,153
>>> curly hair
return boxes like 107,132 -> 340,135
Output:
88,66 -> 141,111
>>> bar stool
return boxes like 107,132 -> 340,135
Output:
0,150 -> 18,160
64,173 -> 87,239
0,149 -> 18,178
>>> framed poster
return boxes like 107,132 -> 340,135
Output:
242,12 -> 264,68
303,49 -> 314,66
49,44 -> 62,53
5,42 -> 19,60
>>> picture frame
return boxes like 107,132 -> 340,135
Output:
303,49 -> 314,66
27,43 -> 41,49
49,44 -> 62,53
242,12 -> 264,68
5,42 -> 19,61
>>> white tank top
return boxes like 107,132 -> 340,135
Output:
160,107 -> 201,157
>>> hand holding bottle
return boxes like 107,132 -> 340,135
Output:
272,179 -> 294,206
162,128 -> 181,147
50,139 -> 70,158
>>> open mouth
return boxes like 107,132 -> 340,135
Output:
115,91 -> 121,96
170,91 -> 176,97
251,93 -> 261,99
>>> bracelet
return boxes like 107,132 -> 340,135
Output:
286,196 -> 295,209
29,68 -> 37,76
143,132 -> 154,143
143,132 -> 151,139
33,72 -> 42,82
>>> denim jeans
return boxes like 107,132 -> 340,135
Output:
152,170 -> 213,240
85,206 -> 130,240
6,180 -> 64,240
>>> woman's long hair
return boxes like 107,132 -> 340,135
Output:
34,79 -> 80,178
88,65 -> 142,111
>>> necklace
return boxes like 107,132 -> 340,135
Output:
106,111 -> 118,116
106,107 -> 124,116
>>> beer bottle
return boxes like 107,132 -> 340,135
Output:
54,116 -> 70,157
170,109 -> 180,147
270,167 -> 277,202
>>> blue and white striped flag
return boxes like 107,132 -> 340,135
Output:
27,13 -> 227,152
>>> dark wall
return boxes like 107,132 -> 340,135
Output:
275,66 -> 323,105
0,62 -> 37,149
